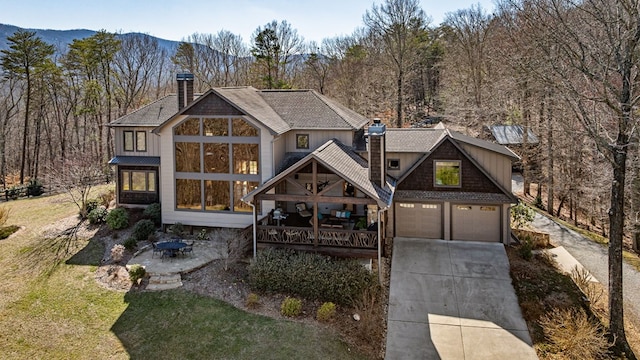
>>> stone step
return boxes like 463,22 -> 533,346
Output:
149,274 -> 181,284
146,274 -> 183,291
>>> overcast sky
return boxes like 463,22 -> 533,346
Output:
0,0 -> 495,44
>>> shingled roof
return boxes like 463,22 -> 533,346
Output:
108,95 -> 180,127
242,139 -> 395,208
112,86 -> 368,134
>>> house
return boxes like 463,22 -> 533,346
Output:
108,74 -> 519,260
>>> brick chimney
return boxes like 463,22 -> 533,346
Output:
367,118 -> 386,188
176,73 -> 194,110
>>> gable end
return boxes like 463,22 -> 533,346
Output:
184,92 -> 244,116
397,138 -> 501,193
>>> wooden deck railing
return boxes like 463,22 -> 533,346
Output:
257,225 -> 378,249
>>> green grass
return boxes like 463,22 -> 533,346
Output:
0,186 -> 365,360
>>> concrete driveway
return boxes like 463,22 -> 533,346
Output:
385,238 -> 537,359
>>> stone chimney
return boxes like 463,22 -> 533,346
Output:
367,118 -> 386,188
176,73 -> 194,110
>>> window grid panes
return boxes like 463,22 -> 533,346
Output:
175,142 -> 201,172
205,180 -> 230,211
176,179 -> 202,209
121,170 -> 156,193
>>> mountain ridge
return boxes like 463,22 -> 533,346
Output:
0,23 -> 179,52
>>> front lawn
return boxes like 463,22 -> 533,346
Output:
0,190 -> 366,359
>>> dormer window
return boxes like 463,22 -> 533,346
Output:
434,160 -> 461,187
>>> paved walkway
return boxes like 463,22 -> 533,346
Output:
530,213 -> 640,321
385,238 -> 537,359
512,173 -> 640,322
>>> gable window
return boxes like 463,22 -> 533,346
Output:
124,131 -> 134,152
387,159 -> 400,170
136,131 -> 147,151
296,134 -> 309,149
435,160 -> 461,187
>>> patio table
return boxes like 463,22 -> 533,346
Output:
155,241 -> 187,257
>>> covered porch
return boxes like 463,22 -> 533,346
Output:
243,140 -> 395,258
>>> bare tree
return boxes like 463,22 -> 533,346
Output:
364,0 -> 429,127
504,0 -> 640,353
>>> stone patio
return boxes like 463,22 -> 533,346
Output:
127,240 -> 227,290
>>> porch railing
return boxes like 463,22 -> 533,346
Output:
257,225 -> 378,249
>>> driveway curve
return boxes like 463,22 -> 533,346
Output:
530,213 -> 640,322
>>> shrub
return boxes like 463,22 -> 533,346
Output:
111,244 -> 126,263
316,302 -> 337,322
0,225 -> 20,240
518,239 -> 533,260
88,207 -> 108,224
26,178 -> 44,197
143,203 -> 161,225
123,237 -> 138,251
132,219 -> 156,241
534,195 -> 545,210
0,206 -> 10,226
106,208 -> 129,230
511,202 -> 535,229
246,293 -> 260,309
85,198 -> 101,214
168,222 -> 184,236
128,264 -> 146,284
539,308 -> 610,359
248,249 -> 377,306
280,297 -> 302,317
196,228 -> 209,241
6,186 -> 20,200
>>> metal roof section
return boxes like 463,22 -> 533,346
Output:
448,129 -> 521,160
489,125 -> 539,145
108,156 -> 160,166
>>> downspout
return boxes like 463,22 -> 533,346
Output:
249,202 -> 257,258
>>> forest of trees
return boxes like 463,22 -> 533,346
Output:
1,0 -> 639,351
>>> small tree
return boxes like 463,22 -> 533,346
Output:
511,202 -> 535,229
48,150 -> 106,218
213,228 -> 249,271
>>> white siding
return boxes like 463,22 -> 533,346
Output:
459,143 -> 512,191
285,130 -> 353,152
114,127 -> 160,156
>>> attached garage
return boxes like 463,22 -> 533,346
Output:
395,202 -> 442,239
451,204 -> 501,242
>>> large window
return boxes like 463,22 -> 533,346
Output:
176,179 -> 202,209
136,131 -> 147,151
435,160 -> 461,187
174,117 -> 260,212
121,170 -> 156,192
124,131 -> 134,151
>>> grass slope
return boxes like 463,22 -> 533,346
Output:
0,188 -> 366,359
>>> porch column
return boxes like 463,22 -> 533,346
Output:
312,160 -> 318,247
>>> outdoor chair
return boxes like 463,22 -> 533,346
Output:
181,242 -> 194,257
296,202 -> 312,218
151,242 -> 163,258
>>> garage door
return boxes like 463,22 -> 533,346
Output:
451,204 -> 500,242
395,202 -> 442,238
